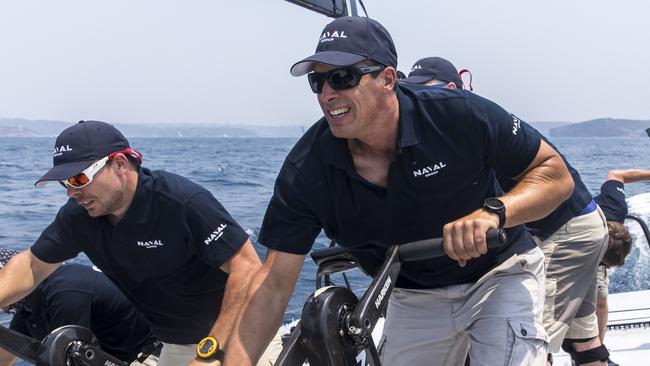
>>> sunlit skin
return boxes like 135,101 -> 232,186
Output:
64,154 -> 138,224
314,63 -> 399,145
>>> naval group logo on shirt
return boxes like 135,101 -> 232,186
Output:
511,114 -> 522,135
204,224 -> 228,245
137,240 -> 164,249
617,187 -> 625,195
53,144 -> 72,157
412,161 -> 448,178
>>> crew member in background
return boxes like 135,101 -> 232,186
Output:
593,169 -> 650,366
403,56 -> 610,366
0,247 -> 159,366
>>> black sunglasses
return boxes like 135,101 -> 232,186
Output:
308,65 -> 385,94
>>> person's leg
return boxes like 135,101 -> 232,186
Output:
595,265 -> 609,343
536,208 -> 608,358
463,247 -> 548,366
547,208 -> 609,365
156,343 -> 196,366
379,285 -> 469,366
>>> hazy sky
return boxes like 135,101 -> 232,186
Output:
1,1 -> 648,126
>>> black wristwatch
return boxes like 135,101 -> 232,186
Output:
483,197 -> 506,228
195,336 -> 224,362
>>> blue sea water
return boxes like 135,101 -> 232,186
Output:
1,136 -> 649,364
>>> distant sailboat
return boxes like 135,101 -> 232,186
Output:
177,131 -> 183,138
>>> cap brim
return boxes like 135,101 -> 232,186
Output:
35,160 -> 94,188
290,51 -> 367,76
401,75 -> 433,84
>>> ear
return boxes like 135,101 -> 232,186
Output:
445,82 -> 457,89
111,153 -> 131,175
382,67 -> 398,91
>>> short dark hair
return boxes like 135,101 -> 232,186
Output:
603,221 -> 633,267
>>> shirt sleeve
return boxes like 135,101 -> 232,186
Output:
257,159 -> 323,255
183,191 -> 249,270
594,180 -> 627,222
30,203 -> 82,263
471,97 -> 542,180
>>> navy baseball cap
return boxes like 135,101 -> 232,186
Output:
402,57 -> 463,88
290,16 -> 398,76
35,120 -> 133,187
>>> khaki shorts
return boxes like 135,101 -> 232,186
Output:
379,247 -> 548,366
534,207 -> 608,352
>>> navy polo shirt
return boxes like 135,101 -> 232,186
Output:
497,122 -> 593,240
259,84 -> 539,289
594,180 -> 627,223
31,168 -> 249,344
10,264 -> 155,362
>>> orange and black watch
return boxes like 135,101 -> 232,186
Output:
195,336 -> 224,362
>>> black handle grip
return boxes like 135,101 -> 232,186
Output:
398,228 -> 507,262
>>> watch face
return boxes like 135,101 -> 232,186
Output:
485,197 -> 504,211
197,337 -> 218,358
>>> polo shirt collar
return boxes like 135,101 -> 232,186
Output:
319,126 -> 355,172
119,167 -> 153,224
396,86 -> 420,148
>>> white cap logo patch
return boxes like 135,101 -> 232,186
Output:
54,144 -> 73,157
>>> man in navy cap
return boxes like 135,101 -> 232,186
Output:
0,247 -> 159,366
225,16 -> 574,366
0,121 -> 281,366
401,56 -> 465,88
404,57 -> 611,365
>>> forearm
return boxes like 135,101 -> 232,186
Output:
502,154 -> 573,227
208,266 -> 258,347
224,261 -> 299,365
608,169 -> 650,184
0,250 -> 60,307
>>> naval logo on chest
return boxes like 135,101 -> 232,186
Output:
412,161 -> 448,179
137,240 -> 164,249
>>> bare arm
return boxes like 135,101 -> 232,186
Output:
0,249 -> 61,307
0,347 -> 17,366
444,140 -> 573,265
607,169 -> 650,184
223,249 -> 305,366
187,240 -> 262,366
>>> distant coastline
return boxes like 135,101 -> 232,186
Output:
1,117 -> 649,138
0,118 -> 305,138
549,118 -> 650,137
